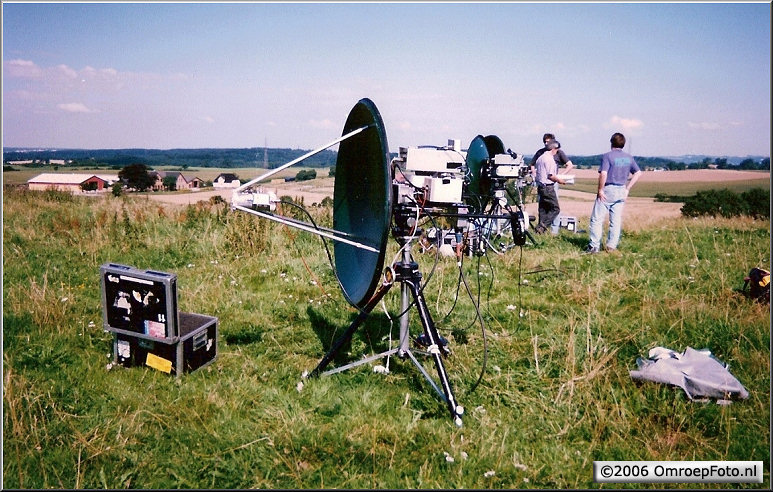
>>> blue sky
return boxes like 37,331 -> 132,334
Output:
2,2 -> 770,157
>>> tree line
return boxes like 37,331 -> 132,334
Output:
568,154 -> 770,171
3,147 -> 769,172
2,147 -> 337,170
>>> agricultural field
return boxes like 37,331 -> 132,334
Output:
2,170 -> 770,489
0,166 -> 326,187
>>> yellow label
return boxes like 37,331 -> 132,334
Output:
760,274 -> 770,288
146,353 -> 172,373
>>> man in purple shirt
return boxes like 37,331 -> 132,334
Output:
584,133 -> 642,253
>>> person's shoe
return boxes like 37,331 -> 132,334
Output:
535,225 -> 547,235
605,247 -> 621,256
583,245 -> 599,254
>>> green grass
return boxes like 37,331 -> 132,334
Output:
3,186 -> 770,489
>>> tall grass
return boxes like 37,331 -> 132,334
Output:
3,185 -> 770,489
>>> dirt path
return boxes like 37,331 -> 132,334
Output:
147,177 -> 682,231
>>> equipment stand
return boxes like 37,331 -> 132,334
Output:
504,183 -> 537,247
479,187 -> 536,254
308,241 -> 464,427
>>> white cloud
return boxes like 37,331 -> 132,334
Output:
308,118 -> 336,130
5,59 -> 43,78
6,59 -> 180,93
56,64 -> 78,79
688,121 -> 721,130
199,116 -> 215,124
57,102 -> 95,113
607,115 -> 644,132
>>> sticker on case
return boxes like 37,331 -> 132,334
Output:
145,320 -> 166,338
145,353 -> 172,373
117,339 -> 131,359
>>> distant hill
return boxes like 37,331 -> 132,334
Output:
659,154 -> 769,165
2,147 -> 769,171
2,147 -> 337,170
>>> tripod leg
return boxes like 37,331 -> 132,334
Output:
406,279 -> 464,426
309,280 -> 393,378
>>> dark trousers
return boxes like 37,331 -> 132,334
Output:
537,185 -> 560,233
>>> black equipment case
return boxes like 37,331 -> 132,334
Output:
100,263 -> 217,376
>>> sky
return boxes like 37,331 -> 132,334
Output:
2,1 -> 771,157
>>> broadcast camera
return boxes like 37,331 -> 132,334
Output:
390,137 -> 534,255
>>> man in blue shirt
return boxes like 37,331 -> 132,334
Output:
584,133 -> 642,253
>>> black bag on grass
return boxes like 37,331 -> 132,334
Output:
743,267 -> 770,303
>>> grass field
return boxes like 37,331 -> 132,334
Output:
2,182 -> 770,489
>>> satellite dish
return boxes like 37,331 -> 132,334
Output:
483,135 -> 505,157
465,135 -> 489,210
333,98 -> 392,307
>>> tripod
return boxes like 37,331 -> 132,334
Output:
476,178 -> 536,254
307,217 -> 465,426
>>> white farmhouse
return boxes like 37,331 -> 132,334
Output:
213,173 -> 240,189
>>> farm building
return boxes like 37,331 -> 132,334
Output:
149,171 -> 204,191
27,173 -> 119,193
213,173 -> 240,189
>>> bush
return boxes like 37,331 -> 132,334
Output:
681,188 -> 769,218
740,188 -> 770,219
295,169 -> 317,181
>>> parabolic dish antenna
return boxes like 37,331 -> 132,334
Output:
483,134 -> 505,157
465,135 -> 489,209
333,98 -> 392,307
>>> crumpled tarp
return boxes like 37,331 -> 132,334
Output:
630,346 -> 749,402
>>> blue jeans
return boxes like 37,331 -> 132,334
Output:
588,185 -> 627,250
550,184 -> 561,234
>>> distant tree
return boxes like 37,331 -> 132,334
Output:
738,158 -> 757,170
111,182 -> 123,197
761,157 -> 770,170
163,175 -> 178,191
118,163 -> 154,191
296,169 -> 317,181
328,166 -> 336,177
666,161 -> 686,171
715,158 -> 729,169
681,188 -> 769,219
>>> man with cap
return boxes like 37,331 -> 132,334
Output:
534,140 -> 569,234
530,133 -> 575,234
